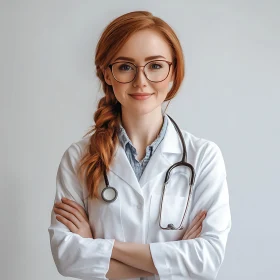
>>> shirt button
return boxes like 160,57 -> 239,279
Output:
137,205 -> 142,209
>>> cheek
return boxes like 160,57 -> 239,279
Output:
110,82 -> 130,102
153,80 -> 170,97
110,79 -> 170,103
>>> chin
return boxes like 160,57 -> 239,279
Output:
128,104 -> 161,117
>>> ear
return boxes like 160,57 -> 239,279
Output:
103,68 -> 113,86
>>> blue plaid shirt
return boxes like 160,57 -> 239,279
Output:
117,113 -> 168,182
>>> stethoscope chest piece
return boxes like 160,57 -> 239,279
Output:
101,186 -> 118,203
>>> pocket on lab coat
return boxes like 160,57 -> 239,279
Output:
97,194 -> 125,241
147,193 -> 191,242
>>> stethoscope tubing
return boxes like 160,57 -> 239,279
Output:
100,114 -> 196,230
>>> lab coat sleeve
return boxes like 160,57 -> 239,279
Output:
149,141 -> 232,280
48,142 -> 115,280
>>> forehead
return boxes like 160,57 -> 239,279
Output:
112,29 -> 173,62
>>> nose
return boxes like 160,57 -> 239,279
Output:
132,66 -> 148,87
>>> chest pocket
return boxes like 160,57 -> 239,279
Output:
87,189 -> 125,241
99,195 -> 125,240
147,170 -> 193,242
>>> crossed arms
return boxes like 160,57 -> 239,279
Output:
49,142 -> 231,280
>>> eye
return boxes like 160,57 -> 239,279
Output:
148,62 -> 164,70
118,63 -> 133,71
151,63 -> 162,69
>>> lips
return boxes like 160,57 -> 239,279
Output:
129,93 -> 153,100
129,93 -> 153,96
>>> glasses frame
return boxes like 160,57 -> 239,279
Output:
107,60 -> 173,83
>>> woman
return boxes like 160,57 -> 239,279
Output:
48,10 -> 231,280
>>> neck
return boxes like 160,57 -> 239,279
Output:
120,107 -> 164,149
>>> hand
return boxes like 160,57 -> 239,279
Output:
53,197 -> 94,239
182,210 -> 207,240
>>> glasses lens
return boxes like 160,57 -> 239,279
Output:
112,62 -> 136,83
145,61 -> 170,82
111,61 -> 170,83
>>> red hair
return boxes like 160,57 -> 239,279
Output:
77,10 -> 185,200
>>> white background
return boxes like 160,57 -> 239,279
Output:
1,0 -> 279,279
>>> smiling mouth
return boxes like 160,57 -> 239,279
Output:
129,94 -> 154,100
129,93 -> 154,96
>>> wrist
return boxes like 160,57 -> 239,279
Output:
112,240 -> 121,259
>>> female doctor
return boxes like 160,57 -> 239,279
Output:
48,10 -> 231,280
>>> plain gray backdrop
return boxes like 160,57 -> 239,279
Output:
1,0 -> 279,279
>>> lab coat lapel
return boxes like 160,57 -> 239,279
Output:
139,115 -> 182,187
109,142 -> 143,197
109,115 -> 183,194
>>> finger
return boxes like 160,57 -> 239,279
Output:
54,206 -> 81,228
54,202 -> 85,223
198,226 -> 203,237
186,210 -> 205,233
185,224 -> 202,240
184,211 -> 206,237
183,211 -> 206,239
188,225 -> 202,239
55,214 -> 78,233
186,212 -> 206,238
197,225 -> 203,237
61,198 -> 88,221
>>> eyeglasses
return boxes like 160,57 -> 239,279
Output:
107,60 -> 173,83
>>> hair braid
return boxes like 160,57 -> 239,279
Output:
77,87 -> 121,200
76,10 -> 185,201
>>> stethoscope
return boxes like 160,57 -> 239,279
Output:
101,114 -> 196,230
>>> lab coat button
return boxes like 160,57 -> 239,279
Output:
137,205 -> 142,209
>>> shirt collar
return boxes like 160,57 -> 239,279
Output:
118,113 -> 169,154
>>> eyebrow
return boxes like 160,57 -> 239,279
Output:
113,55 -> 166,62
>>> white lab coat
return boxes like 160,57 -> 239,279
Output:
48,116 -> 231,280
